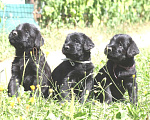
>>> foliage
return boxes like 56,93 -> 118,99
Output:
0,33 -> 15,61
40,0 -> 150,28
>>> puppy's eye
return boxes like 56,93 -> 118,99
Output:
74,38 -> 77,41
74,38 -> 79,43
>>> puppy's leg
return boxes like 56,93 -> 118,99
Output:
60,81 -> 70,101
32,79 -> 48,98
41,86 -> 50,98
60,71 -> 81,101
80,75 -> 93,103
127,81 -> 138,104
8,77 -> 20,97
60,84 -> 70,100
104,86 -> 113,104
40,81 -> 50,98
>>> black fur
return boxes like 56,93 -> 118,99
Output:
8,23 -> 51,98
52,32 -> 95,103
94,34 -> 139,104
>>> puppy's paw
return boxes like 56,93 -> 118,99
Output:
105,99 -> 112,104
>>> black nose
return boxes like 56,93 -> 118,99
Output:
64,45 -> 70,50
107,46 -> 112,52
12,30 -> 18,36
105,46 -> 112,55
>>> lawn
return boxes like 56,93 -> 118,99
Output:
0,22 -> 150,119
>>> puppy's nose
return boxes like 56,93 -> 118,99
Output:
64,45 -> 70,50
107,46 -> 112,52
105,46 -> 112,55
12,30 -> 18,36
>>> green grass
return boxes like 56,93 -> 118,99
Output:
0,32 -> 15,62
0,47 -> 149,119
0,22 -> 150,119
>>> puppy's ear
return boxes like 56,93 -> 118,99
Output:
83,34 -> 95,51
35,30 -> 44,48
127,40 -> 139,57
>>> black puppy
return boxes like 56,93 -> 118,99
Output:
8,23 -> 51,98
52,32 -> 95,103
94,34 -> 139,104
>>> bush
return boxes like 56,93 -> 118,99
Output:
40,0 -> 150,28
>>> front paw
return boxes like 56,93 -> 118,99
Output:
105,99 -> 112,104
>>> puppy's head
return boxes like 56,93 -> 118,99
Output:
104,34 -> 139,62
9,23 -> 44,50
62,32 -> 95,60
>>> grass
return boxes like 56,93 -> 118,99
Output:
0,22 -> 150,119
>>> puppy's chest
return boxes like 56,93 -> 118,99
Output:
19,58 -> 37,74
74,63 -> 93,74
114,67 -> 125,76
63,63 -> 92,80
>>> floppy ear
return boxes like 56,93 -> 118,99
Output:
34,30 -> 44,48
83,34 -> 95,51
127,40 -> 139,57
